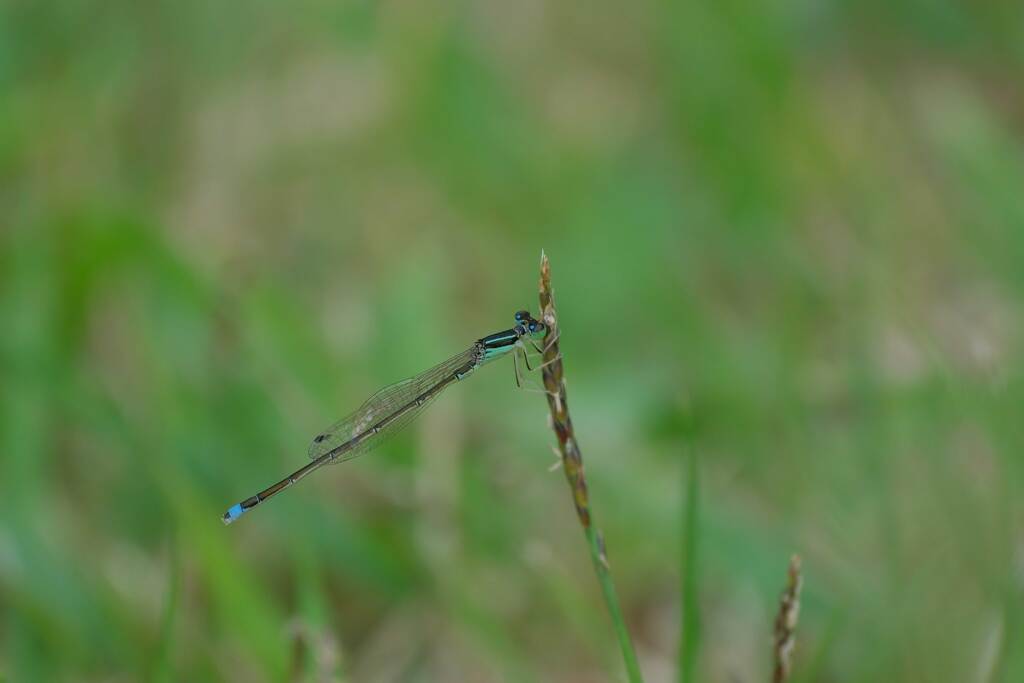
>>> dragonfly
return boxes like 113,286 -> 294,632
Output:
222,310 -> 548,524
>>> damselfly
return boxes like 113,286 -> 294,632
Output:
222,310 -> 547,524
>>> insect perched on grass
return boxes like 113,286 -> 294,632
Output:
222,310 -> 548,524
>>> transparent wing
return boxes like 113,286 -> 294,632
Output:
308,345 -> 480,465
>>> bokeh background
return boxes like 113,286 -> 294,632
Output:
2,2 -> 1023,681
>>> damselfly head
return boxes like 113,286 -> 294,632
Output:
514,310 -> 546,339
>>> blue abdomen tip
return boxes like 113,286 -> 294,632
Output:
222,503 -> 245,525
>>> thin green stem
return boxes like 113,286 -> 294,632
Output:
150,531 -> 181,683
537,251 -> 644,683
679,448 -> 700,683
586,526 -> 643,681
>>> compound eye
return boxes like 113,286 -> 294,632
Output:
514,309 -> 530,323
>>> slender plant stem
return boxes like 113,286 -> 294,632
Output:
537,251 -> 644,683
150,532 -> 180,683
679,447 -> 700,683
773,554 -> 803,683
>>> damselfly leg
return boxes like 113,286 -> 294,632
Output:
511,343 -> 561,396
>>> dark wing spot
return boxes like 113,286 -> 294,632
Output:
314,433 -> 327,443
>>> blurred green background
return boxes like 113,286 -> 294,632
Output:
2,1 -> 1023,681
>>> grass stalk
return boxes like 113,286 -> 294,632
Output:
679,448 -> 700,683
772,554 -> 803,683
537,251 -> 644,683
150,533 -> 181,683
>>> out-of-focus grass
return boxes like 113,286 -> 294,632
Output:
2,1 -> 1023,681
